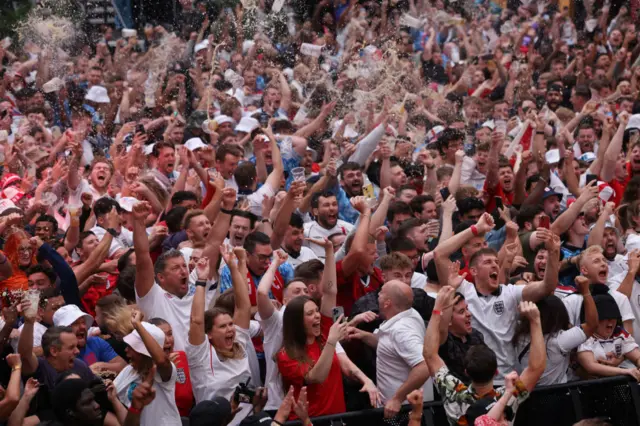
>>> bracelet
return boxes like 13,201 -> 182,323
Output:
432,309 -> 442,316
107,228 -> 118,237
470,225 -> 479,237
195,280 -> 207,287
128,406 -> 142,415
536,131 -> 545,135
11,365 -> 21,372
220,207 -> 233,215
326,341 -> 336,347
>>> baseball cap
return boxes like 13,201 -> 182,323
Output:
123,322 -> 165,357
542,187 -> 563,201
185,137 -> 207,152
626,114 -> 640,131
53,305 -> 94,328
214,115 -> 235,126
190,397 -> 232,426
235,117 -> 260,134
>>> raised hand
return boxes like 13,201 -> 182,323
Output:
518,301 -> 540,322
476,212 -> 495,234
350,196 -> 371,214
132,201 -> 152,222
327,315 -> 348,346
195,257 -> 210,281
574,276 -> 591,295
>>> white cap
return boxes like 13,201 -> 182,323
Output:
118,196 -> 139,212
627,114 -> 640,131
332,120 -> 359,139
0,199 -> 16,215
545,149 -> 561,164
85,86 -> 110,104
144,143 -> 156,156
235,117 -> 259,134
481,120 -> 496,130
53,305 -> 94,328
123,322 -> 165,357
215,115 -> 235,126
306,147 -> 318,162
185,137 -> 207,151
42,77 -> 64,94
194,39 -> 209,53
122,29 -> 137,38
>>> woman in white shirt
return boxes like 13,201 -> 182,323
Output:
186,246 -> 253,404
513,277 -> 597,385
578,294 -> 640,381
114,314 -> 181,426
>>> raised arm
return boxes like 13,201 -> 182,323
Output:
314,238 -> 336,317
340,197 -> 372,278
17,299 -> 38,376
522,234 -> 560,302
271,181 -> 305,250
132,201 -> 155,298
518,302 -> 546,391
305,318 -> 348,384
228,247 -> 251,329
34,238 -> 82,309
188,258 -> 209,346
600,114 -> 629,182
73,209 -> 116,285
616,251 -> 640,299
201,188 -> 235,281
588,202 -> 615,248
447,150 -> 465,196
257,251 -> 288,321
484,131 -> 504,190
550,181 -> 598,236
423,286 -> 456,375
132,311 -> 172,382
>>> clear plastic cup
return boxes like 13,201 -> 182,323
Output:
24,289 -> 40,318
40,192 -> 57,207
291,167 -> 306,182
207,168 -> 218,182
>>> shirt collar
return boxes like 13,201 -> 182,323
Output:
476,285 -> 502,298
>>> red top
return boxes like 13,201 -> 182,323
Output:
483,179 -> 514,213
336,260 -> 383,316
276,314 -> 345,419
172,351 -> 194,416
605,162 -> 633,206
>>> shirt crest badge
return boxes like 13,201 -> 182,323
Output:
493,300 -> 505,316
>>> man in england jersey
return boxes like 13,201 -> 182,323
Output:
304,191 -> 354,261
434,212 -> 560,383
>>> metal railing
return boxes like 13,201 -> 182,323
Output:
284,376 -> 640,426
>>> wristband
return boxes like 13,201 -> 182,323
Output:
432,309 -> 442,316
128,406 -> 142,415
220,207 -> 233,215
11,365 -> 21,372
536,131 -> 545,135
107,228 -> 118,237
195,280 -> 207,287
470,225 -> 479,237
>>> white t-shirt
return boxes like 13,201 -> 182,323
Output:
410,272 -> 427,290
135,281 -> 217,351
246,182 -> 277,217
10,322 -> 47,353
374,308 -> 433,402
184,325 -> 252,403
562,290 -> 635,329
225,176 -> 239,191
515,327 -> 587,386
114,363 -> 181,426
284,246 -> 319,269
457,280 -> 524,383
90,226 -> 134,258
608,273 -> 640,344
578,330 -> 639,370
304,220 -> 354,261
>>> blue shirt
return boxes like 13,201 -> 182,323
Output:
78,336 -> 119,366
218,263 -> 295,296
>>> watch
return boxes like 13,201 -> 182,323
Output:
107,228 -> 118,237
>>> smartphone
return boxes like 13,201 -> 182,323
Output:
332,306 -> 345,323
135,124 -> 145,135
494,196 -> 504,210
585,174 -> 598,185
539,216 -> 550,229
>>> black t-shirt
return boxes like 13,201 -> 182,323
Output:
421,59 -> 448,85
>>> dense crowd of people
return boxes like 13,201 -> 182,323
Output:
0,0 -> 639,424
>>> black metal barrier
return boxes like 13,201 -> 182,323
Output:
284,376 -> 640,426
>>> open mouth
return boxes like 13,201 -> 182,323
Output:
233,235 -> 244,246
489,272 -> 498,281
598,270 -> 608,281
203,230 -> 210,239
167,162 -> 174,170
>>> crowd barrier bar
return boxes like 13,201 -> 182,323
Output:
284,375 -> 640,426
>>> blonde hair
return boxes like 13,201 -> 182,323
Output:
578,245 -> 603,269
103,304 -> 139,338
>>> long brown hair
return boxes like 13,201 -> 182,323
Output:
205,307 -> 244,360
280,296 -> 323,364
